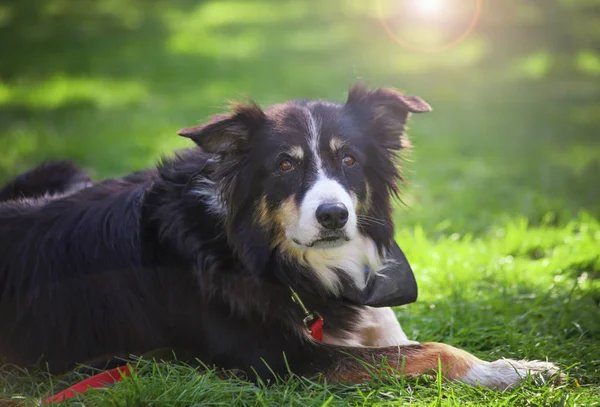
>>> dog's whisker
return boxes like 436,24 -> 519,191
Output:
357,215 -> 387,226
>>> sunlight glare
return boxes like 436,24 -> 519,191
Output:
414,0 -> 445,17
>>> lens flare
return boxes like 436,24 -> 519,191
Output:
377,0 -> 483,53
414,0 -> 444,16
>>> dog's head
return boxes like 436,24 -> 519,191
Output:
179,85 -> 430,299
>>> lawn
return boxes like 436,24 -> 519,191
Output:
1,0 -> 599,405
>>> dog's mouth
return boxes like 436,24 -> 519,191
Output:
293,233 -> 350,249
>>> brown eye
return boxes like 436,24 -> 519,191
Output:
342,154 -> 356,167
279,160 -> 294,172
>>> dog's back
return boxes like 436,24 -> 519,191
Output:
0,174 -> 161,370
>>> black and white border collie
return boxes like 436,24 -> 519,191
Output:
0,85 -> 560,389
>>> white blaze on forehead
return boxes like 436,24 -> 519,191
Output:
303,107 -> 324,175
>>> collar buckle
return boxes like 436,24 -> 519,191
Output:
289,287 -> 324,341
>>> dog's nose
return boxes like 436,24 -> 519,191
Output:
316,203 -> 349,230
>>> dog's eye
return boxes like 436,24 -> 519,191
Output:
342,155 -> 356,167
279,160 -> 294,172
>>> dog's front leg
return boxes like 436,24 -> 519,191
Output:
356,306 -> 417,346
310,342 -> 562,390
322,307 -> 415,347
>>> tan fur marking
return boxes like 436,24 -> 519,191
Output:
287,145 -> 304,161
256,196 -> 285,247
353,184 -> 372,218
256,196 -> 272,230
400,343 -> 479,379
271,196 -> 303,255
256,194 -> 308,262
276,196 -> 299,234
329,137 -> 345,154
325,342 -> 480,383
363,182 -> 372,212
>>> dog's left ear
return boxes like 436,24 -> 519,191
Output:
345,85 -> 431,149
180,102 -> 272,275
178,102 -> 266,154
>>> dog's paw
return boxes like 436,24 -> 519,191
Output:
462,358 -> 563,390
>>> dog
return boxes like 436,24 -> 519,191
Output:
0,85 -> 561,390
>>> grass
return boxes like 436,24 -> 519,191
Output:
1,0 -> 599,405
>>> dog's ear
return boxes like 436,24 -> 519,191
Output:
345,85 -> 431,149
178,102 -> 266,154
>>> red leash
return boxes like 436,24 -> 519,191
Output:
42,365 -> 132,404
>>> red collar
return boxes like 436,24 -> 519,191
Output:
290,287 -> 324,341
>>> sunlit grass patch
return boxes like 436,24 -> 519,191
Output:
0,76 -> 149,109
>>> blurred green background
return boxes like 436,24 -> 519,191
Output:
0,0 -> 598,232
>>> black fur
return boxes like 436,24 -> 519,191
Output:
0,86 -> 430,379
0,160 -> 91,202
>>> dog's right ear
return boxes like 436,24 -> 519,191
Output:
178,102 -> 266,154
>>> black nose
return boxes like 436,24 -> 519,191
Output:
316,203 -> 349,230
